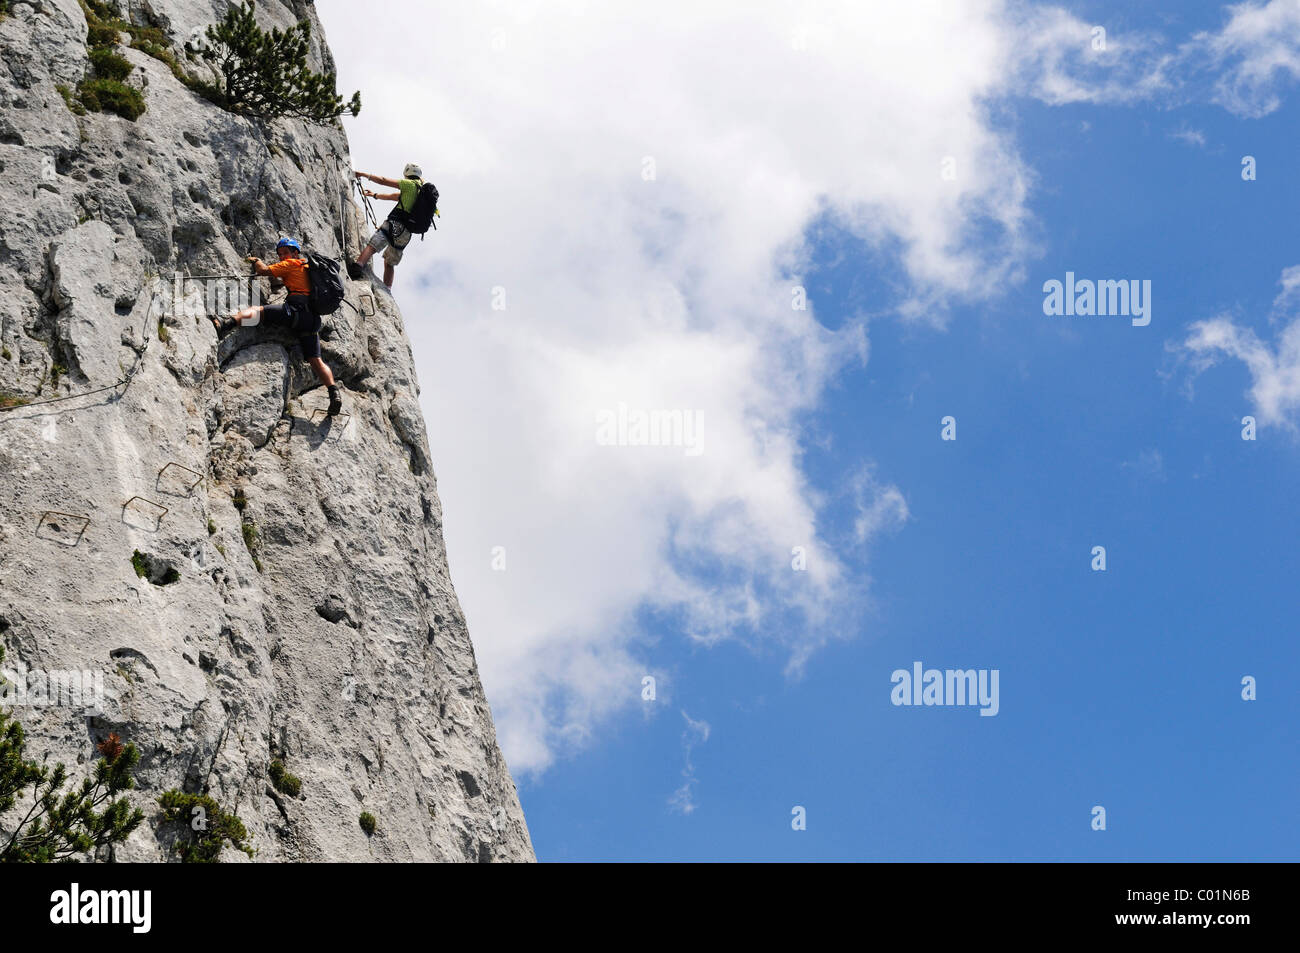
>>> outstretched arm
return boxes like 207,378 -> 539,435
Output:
246,256 -> 274,276
362,187 -> 401,201
355,170 -> 402,188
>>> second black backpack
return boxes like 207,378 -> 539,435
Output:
404,181 -> 439,234
305,251 -> 345,316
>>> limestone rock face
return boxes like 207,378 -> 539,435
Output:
0,0 -> 533,862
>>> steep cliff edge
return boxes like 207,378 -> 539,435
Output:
0,0 -> 533,862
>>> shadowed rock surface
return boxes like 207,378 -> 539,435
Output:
0,0 -> 533,862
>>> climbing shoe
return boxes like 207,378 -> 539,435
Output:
210,315 -> 239,339
346,261 -> 364,281
327,386 -> 343,417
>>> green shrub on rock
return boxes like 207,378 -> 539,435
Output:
88,46 -> 132,82
74,1 -> 147,121
198,1 -> 360,125
157,790 -> 254,862
268,760 -> 302,797
0,657 -> 145,863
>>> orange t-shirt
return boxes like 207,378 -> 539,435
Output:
267,257 -> 310,296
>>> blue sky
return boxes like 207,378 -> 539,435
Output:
516,13 -> 1300,862
322,0 -> 1300,859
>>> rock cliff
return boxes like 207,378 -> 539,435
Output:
0,0 -> 533,861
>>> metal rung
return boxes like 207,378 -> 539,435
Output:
123,496 -> 168,523
359,293 -> 375,317
36,510 -> 90,545
309,408 -> 352,434
158,461 -> 203,493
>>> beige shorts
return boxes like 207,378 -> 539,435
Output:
367,219 -> 413,266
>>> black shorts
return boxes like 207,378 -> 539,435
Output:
262,295 -> 322,360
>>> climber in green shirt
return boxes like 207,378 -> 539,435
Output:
350,163 -> 424,289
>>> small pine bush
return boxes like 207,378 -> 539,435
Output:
199,1 -> 360,124
359,811 -> 376,835
131,550 -> 180,586
75,0 -> 147,121
88,46 -> 132,82
56,84 -> 87,116
0,650 -> 146,862
157,790 -> 254,862
77,78 -> 144,120
268,760 -> 302,797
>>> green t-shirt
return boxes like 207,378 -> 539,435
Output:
397,178 -> 422,213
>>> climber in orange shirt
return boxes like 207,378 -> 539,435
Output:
211,238 -> 343,416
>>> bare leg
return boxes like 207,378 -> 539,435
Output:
315,359 -> 343,416
356,244 -> 375,268
308,357 -> 336,387
383,263 -> 395,288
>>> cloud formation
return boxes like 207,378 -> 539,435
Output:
318,0 -> 1300,775
1198,0 -> 1300,116
668,711 -> 712,815
1007,0 -> 1300,116
1180,268 -> 1300,430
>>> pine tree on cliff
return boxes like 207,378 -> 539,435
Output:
199,1 -> 360,125
0,648 -> 145,863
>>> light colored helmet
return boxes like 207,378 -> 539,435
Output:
403,163 -> 423,179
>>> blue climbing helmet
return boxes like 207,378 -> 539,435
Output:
276,237 -> 301,253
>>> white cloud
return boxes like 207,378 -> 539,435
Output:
1008,6 -> 1173,106
1180,275 -> 1300,430
1003,0 -> 1300,117
1168,126 -> 1208,147
668,710 -> 711,815
317,0 -> 1042,775
316,0 -> 1300,776
852,469 -> 910,545
1197,0 -> 1300,117
1121,448 -> 1167,482
1273,264 -> 1300,310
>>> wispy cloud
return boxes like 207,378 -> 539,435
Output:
852,469 -> 910,545
1122,448 -> 1168,482
1168,126 -> 1208,147
1008,0 -> 1300,118
1198,0 -> 1300,117
1178,267 -> 1300,430
668,711 -> 711,815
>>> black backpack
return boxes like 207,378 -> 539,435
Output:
305,251 -> 345,316
403,181 -> 439,234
